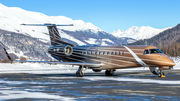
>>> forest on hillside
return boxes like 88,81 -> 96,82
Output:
157,42 -> 180,56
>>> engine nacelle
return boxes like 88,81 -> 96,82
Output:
48,45 -> 73,56
64,45 -> 73,55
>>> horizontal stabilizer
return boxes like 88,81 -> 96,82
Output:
21,23 -> 73,26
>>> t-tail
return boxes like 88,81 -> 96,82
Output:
21,23 -> 74,46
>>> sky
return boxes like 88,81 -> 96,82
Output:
0,0 -> 180,33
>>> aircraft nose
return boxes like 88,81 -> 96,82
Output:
161,54 -> 176,66
168,58 -> 176,66
171,61 -> 176,66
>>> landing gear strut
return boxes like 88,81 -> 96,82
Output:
105,69 -> 115,76
76,65 -> 84,77
149,67 -> 166,77
158,70 -> 165,77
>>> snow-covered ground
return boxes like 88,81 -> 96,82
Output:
0,60 -> 180,100
0,90 -> 75,101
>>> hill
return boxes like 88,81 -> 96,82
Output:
129,24 -> 180,56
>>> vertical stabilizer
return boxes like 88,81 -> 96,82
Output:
21,23 -> 74,46
47,24 -> 62,45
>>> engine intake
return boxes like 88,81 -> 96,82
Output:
64,45 -> 73,55
48,45 -> 73,56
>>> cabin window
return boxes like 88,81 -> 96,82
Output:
87,51 -> 91,54
84,51 -> 87,54
107,52 -> 109,55
111,52 -> 114,55
103,52 -> 106,55
143,49 -> 149,55
99,51 -> 101,55
115,52 -> 117,55
118,51 -> 121,55
122,52 -> 124,55
95,51 -> 97,55
82,51 -> 86,54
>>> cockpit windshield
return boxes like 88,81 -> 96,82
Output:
149,49 -> 163,54
143,49 -> 163,54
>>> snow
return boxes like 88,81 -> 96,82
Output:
111,26 -> 171,40
102,39 -> 114,44
0,3 -> 171,44
127,39 -> 136,43
84,59 -> 180,84
0,90 -> 75,100
58,30 -> 86,45
85,76 -> 180,84
7,47 -> 28,58
85,38 -> 97,44
0,3 -> 102,40
0,59 -> 179,100
84,38 -> 114,46
0,63 -> 79,74
101,42 -> 109,46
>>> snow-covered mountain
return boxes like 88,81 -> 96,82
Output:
0,3 -> 172,60
111,26 -> 170,40
0,3 -> 136,45
0,3 -> 102,42
0,3 -> 137,60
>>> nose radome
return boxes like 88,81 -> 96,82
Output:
168,58 -> 176,66
171,61 -> 176,66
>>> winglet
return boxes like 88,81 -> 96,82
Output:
3,48 -> 13,61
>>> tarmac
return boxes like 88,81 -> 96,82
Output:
0,69 -> 180,100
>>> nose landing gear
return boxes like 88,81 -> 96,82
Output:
149,67 -> 166,77
158,70 -> 165,77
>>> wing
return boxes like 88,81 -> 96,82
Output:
4,48 -> 102,68
14,60 -> 102,67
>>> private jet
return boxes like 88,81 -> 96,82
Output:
4,23 -> 176,77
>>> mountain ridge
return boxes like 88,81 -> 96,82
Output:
0,3 -> 175,59
111,26 -> 170,40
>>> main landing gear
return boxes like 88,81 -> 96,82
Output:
76,65 -> 84,77
105,69 -> 115,76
